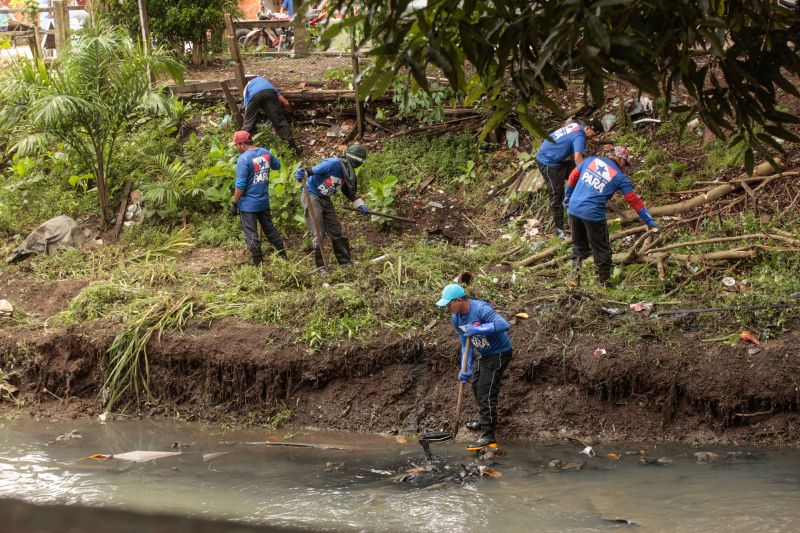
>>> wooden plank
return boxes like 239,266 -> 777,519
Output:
220,80 -> 243,128
52,0 -> 66,54
419,175 -> 436,191
113,181 -> 133,240
349,7 -> 363,140
224,13 -> 246,92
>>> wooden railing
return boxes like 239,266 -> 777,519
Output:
0,1 -> 90,59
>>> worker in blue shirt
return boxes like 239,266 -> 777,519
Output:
564,146 -> 659,286
231,130 -> 287,265
536,119 -> 604,238
242,76 -> 297,152
295,145 -> 369,271
437,283 -> 513,449
280,0 -> 294,16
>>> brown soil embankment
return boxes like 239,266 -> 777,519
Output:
2,315 -> 799,447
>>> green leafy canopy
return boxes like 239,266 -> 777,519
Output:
324,0 -> 800,174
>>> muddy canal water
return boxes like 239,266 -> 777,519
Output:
1,419 -> 799,532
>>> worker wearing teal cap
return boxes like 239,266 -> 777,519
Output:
437,283 -> 513,449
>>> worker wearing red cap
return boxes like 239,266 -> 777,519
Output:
231,130 -> 287,265
563,146 -> 658,286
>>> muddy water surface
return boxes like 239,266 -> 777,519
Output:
1,419 -> 799,532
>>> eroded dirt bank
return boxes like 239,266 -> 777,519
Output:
2,312 -> 799,447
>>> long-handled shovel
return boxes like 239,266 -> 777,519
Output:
418,338 -> 473,460
302,181 -> 329,272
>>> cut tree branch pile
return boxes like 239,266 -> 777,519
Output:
511,162 -> 798,273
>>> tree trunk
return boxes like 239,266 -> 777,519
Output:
95,146 -> 109,228
292,0 -> 310,55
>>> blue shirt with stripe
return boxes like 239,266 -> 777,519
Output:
235,147 -> 281,212
305,158 -> 345,198
451,299 -> 512,357
243,77 -> 278,109
535,123 -> 587,167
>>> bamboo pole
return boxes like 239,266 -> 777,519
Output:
224,13 -> 246,92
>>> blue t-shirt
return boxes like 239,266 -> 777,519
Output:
535,123 -> 587,167
451,299 -> 512,357
567,156 -> 636,222
243,76 -> 278,109
282,0 -> 294,16
305,158 -> 345,198
235,147 -> 281,212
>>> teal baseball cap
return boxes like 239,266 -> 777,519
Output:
436,283 -> 466,307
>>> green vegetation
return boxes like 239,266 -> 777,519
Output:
0,23 -> 185,226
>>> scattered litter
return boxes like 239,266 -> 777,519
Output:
739,330 -> 760,345
747,347 -> 763,355
504,126 -> 519,148
6,215 -> 89,264
580,446 -> 597,457
324,461 -> 344,471
0,382 -> 19,397
627,95 -> 654,117
632,118 -> 661,126
600,113 -> 617,132
426,201 -> 445,209
522,218 -> 543,240
639,456 -> 673,465
593,348 -> 607,357
0,300 -> 12,316
601,518 -> 639,527
325,124 -> 342,137
55,429 -> 82,441
694,451 -> 721,463
605,453 -> 621,460
686,262 -> 700,274
721,276 -> 737,287
369,254 -> 388,264
600,308 -> 624,317
171,441 -> 194,450
112,451 -> 182,462
687,117 -> 702,130
84,454 -> 113,461
202,452 -> 230,462
543,459 -> 586,472
98,411 -> 110,423
515,312 -> 529,320
369,468 -> 393,475
629,302 -> 654,314
394,435 -> 408,445
478,466 -> 503,478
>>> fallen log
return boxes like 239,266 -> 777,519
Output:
510,225 -> 649,268
616,163 -> 793,223
647,233 -> 800,254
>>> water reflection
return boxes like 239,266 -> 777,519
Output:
1,419 -> 799,532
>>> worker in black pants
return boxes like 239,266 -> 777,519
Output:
535,119 -> 604,238
242,76 -> 297,151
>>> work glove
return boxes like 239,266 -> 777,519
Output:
648,223 -> 660,233
464,323 -> 495,336
353,198 -> 369,216
295,168 -> 307,182
230,200 -> 239,216
458,369 -> 473,384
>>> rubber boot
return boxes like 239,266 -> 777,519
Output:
331,237 -> 352,266
313,246 -> 328,276
250,247 -> 264,267
275,244 -> 288,260
597,267 -> 612,288
467,432 -> 497,451
570,258 -> 583,287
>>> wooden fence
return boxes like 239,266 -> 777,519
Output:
0,1 -> 90,59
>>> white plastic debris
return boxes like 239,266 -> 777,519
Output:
0,300 -> 12,316
426,201 -> 444,209
505,126 -> 519,148
722,277 -> 736,287
112,451 -> 182,462
581,446 -> 597,457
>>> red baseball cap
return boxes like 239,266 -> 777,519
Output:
232,130 -> 252,145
